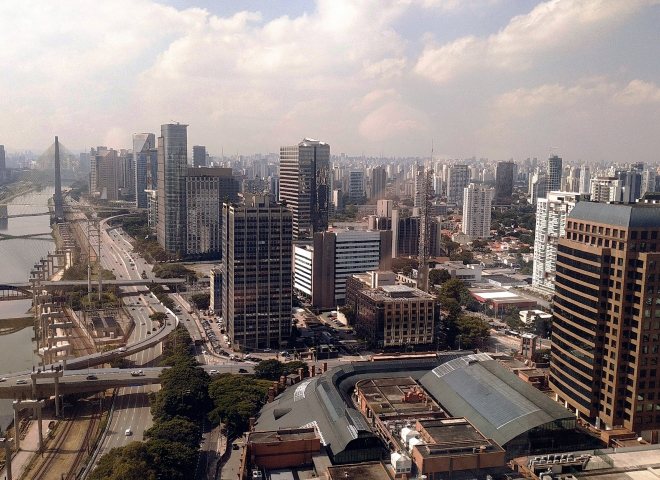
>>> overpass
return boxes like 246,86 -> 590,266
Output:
0,364 -> 253,399
2,278 -> 186,290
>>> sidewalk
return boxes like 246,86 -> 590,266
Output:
0,418 -> 50,480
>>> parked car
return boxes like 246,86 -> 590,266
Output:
86,375 -> 98,380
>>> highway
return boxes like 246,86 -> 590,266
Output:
91,217 -> 164,454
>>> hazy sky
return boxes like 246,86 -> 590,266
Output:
1,0 -> 659,162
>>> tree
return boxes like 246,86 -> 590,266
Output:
145,439 -> 197,480
429,268 -> 451,286
151,361 -> 211,422
437,278 -> 471,306
190,293 -> 210,310
455,315 -> 490,350
283,360 -> 308,376
149,312 -> 168,322
207,374 -> 271,435
90,442 -> 157,480
144,417 -> 201,451
254,359 -> 285,380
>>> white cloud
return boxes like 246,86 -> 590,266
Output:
613,80 -> 660,105
414,0 -> 658,84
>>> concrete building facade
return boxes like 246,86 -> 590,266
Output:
446,164 -> 470,208
293,229 -> 392,310
192,145 -> 207,168
133,133 -> 157,208
222,194 -> 292,350
495,161 -> 515,204
462,183 -> 493,239
532,191 -> 583,292
547,155 -> 563,192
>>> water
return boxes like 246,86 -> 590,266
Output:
0,187 -> 55,430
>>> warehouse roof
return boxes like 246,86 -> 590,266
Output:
419,354 -> 574,447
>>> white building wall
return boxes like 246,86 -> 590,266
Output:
461,183 -> 493,239
334,230 -> 382,302
293,245 -> 313,297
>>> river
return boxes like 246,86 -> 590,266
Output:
0,187 -> 55,430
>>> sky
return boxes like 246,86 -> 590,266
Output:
1,0 -> 659,162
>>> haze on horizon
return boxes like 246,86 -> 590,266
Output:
1,0 -> 659,163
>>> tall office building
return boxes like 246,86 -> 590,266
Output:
564,167 -> 580,193
446,165 -> 470,208
371,166 -> 387,200
590,177 -> 622,203
550,201 -> 660,436
642,170 -> 657,197
547,155 -> 563,192
494,161 -> 515,204
579,166 -> 591,194
118,149 -> 135,201
185,167 -> 239,256
157,123 -> 188,255
348,170 -> 365,202
193,145 -> 207,168
133,133 -> 157,208
90,146 -> 119,201
222,194 -> 292,350
616,167 -> 643,203
279,138 -> 330,239
462,183 -> 493,239
0,145 -> 5,170
532,192 -> 582,292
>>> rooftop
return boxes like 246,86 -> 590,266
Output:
416,418 -> 503,458
327,461 -> 394,480
356,377 -> 443,417
248,428 -> 318,444
360,285 -> 435,302
568,201 -> 660,228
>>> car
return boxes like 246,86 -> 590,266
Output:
86,375 -> 98,380
125,428 -> 133,436
263,348 -> 272,352
201,350 -> 207,355
130,370 -> 144,377
209,369 -> 218,375
238,368 -> 248,374
118,347 -> 127,352
0,378 -> 6,382
16,379 -> 28,385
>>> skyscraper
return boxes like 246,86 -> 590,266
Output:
157,123 -> 188,256
185,167 -> 239,256
370,166 -> 387,200
547,155 -> 563,192
590,176 -> 621,203
133,133 -> 157,208
532,192 -> 582,292
616,167 -> 643,203
446,165 -> 470,208
222,194 -> 292,350
579,166 -> 591,194
494,161 -> 515,204
90,146 -> 119,200
0,145 -> 5,170
279,138 -> 330,239
348,170 -> 365,202
193,145 -> 207,168
462,183 -> 493,239
550,201 -> 660,435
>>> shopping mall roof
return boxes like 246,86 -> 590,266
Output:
419,354 -> 574,447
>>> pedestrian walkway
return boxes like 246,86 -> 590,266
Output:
0,418 -> 50,480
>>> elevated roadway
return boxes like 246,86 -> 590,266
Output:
0,364 -> 253,399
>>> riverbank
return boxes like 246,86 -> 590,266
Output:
0,180 -> 42,204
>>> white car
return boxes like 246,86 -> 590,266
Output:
209,369 -> 218,375
125,428 -> 132,436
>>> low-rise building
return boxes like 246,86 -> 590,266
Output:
345,276 -> 437,348
469,287 -> 537,315
433,261 -> 482,283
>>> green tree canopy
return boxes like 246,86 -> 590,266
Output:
456,315 -> 490,350
190,293 -> 210,310
90,442 -> 158,480
144,416 -> 201,451
253,359 -> 286,380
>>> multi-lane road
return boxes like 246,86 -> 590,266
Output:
91,218 -> 167,455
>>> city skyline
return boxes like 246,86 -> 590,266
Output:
1,0 -> 659,162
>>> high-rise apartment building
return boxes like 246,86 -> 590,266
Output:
590,177 -> 621,203
0,145 -> 5,170
550,201 -> 660,436
133,133 -> 157,208
616,168 -> 643,204
547,155 -> 563,192
193,145 -> 207,168
292,229 -> 392,310
529,172 -> 548,204
279,138 -> 330,239
157,123 -> 188,255
462,183 -> 493,239
494,161 -> 515,204
185,167 -> 239,256
446,165 -> 470,208
532,192 -> 583,292
370,166 -> 387,200
222,194 -> 292,350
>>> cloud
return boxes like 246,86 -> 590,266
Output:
414,0 -> 658,84
613,79 -> 660,105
